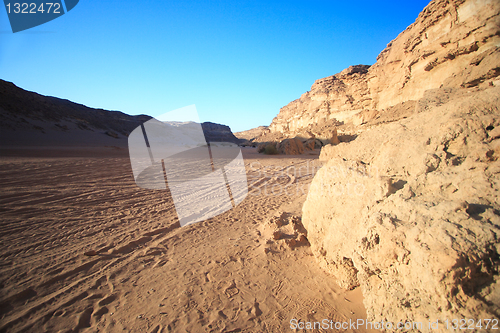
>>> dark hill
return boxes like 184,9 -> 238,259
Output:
0,80 -> 240,155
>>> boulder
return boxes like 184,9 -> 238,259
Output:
277,138 -> 304,155
304,139 -> 315,150
304,138 -> 323,150
295,131 -> 315,141
303,86 -> 500,330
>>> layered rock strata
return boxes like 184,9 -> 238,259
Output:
260,0 -> 500,142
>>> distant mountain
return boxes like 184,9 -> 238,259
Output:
0,80 -> 240,150
201,122 -> 241,144
0,80 -> 152,148
234,126 -> 268,141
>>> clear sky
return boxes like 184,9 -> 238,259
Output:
0,0 -> 431,132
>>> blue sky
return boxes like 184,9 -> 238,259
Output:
0,0 -> 430,132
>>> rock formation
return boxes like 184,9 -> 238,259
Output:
259,0 -> 500,144
303,87 -> 500,330
298,0 -> 500,330
263,65 -> 370,139
276,138 -> 304,155
0,80 -> 241,149
201,122 -> 241,144
234,125 -> 268,141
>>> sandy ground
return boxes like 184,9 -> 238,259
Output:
0,147 -> 377,333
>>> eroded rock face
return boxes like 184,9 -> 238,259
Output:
234,126 -> 268,141
260,0 -> 500,142
267,65 -> 371,136
368,0 -> 500,110
299,0 -> 500,329
302,86 -> 500,330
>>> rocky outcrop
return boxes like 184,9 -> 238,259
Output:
368,0 -> 500,109
303,86 -> 500,331
266,65 -> 370,137
300,0 -> 500,330
277,138 -> 304,155
260,0 -> 500,142
201,122 -> 241,144
234,126 -> 268,141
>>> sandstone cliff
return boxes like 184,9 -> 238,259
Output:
303,86 -> 500,330
264,65 -> 370,139
298,0 -> 500,330
259,0 -> 499,142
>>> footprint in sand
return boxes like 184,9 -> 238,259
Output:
76,307 -> 93,329
92,306 -> 109,323
98,293 -> 118,307
149,324 -> 164,333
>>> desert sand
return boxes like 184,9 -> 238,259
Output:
3,0 -> 499,331
0,147 -> 376,332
